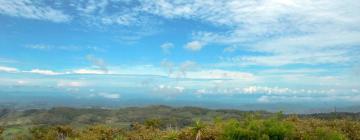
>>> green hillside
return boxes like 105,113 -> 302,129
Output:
0,105 -> 360,140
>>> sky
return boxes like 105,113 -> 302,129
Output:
0,0 -> 359,109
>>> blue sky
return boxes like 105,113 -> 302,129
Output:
0,0 -> 360,108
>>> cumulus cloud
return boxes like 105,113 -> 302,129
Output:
160,42 -> 174,54
184,41 -> 204,51
0,0 -> 71,22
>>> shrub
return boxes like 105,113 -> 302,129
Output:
78,125 -> 123,140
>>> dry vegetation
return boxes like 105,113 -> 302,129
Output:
0,106 -> 360,140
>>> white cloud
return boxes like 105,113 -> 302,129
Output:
16,80 -> 27,85
101,13 -> 139,26
28,69 -> 62,75
184,41 -> 204,51
57,81 -> 85,87
243,86 -> 291,94
76,0 -> 108,14
153,84 -> 185,97
231,32 -> 360,66
187,69 -> 255,80
193,85 -> 342,96
72,69 -> 108,75
160,42 -> 174,54
257,94 -> 360,103
179,61 -> 197,77
97,92 -> 121,99
0,66 -> 18,73
1,65 -> 111,76
257,96 -> 271,103
257,95 -> 314,103
0,0 -> 71,22
161,60 -> 198,79
142,0 -> 360,66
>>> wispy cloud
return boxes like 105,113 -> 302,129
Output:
141,0 -> 360,65
85,55 -> 108,73
0,66 -> 18,73
187,69 -> 254,80
0,58 -> 17,64
0,0 -> 71,22
194,85 -> 350,97
0,66 -> 66,76
257,94 -> 360,103
76,0 -> 108,14
161,59 -> 174,76
27,69 -> 62,75
160,42 -> 174,54
25,44 -> 105,52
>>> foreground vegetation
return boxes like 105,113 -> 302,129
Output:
0,106 -> 360,139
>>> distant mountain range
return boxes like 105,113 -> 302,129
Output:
1,105 -> 359,128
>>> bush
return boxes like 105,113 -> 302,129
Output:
78,125 -> 123,140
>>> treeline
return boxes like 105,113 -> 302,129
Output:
2,105 -> 360,128
0,106 -> 272,127
1,113 -> 360,140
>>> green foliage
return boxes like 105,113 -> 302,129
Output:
1,107 -> 360,140
313,128 -> 347,140
78,125 -> 123,140
9,116 -> 360,140
162,129 -> 179,140
222,115 -> 294,140
144,118 -> 162,129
